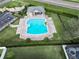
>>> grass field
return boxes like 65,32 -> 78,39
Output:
0,49 -> 3,56
58,14 -> 79,40
3,0 -> 29,8
5,46 -> 66,59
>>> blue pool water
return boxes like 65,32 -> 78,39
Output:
26,18 -> 48,34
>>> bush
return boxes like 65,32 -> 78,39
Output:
28,4 -> 35,6
43,37 -> 49,42
26,38 -> 31,42
16,34 -> 20,38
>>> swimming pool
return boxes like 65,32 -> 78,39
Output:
26,18 -> 48,34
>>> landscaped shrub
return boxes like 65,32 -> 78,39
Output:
16,34 -> 20,38
23,5 -> 27,14
18,11 -> 25,16
43,37 -> 49,42
26,38 -> 31,42
28,4 -> 35,7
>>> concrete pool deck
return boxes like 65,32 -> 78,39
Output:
16,15 -> 57,40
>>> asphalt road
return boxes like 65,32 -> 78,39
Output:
0,0 -> 11,6
35,0 -> 79,10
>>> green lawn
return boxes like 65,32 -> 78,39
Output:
59,14 -> 79,39
3,0 -> 29,8
0,49 -> 3,56
5,46 -> 66,59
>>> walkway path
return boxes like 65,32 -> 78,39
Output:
9,24 -> 19,28
35,0 -> 79,10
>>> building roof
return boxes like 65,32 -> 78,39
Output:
27,6 -> 45,13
